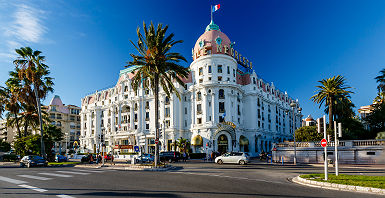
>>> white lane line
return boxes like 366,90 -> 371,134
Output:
56,171 -> 89,175
18,184 -> 47,192
57,195 -> 76,198
169,171 -> 286,184
0,176 -> 27,184
71,169 -> 105,173
18,175 -> 53,181
38,173 -> 73,178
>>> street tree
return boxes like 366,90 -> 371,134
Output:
13,47 -> 54,158
127,22 -> 189,167
311,75 -> 353,129
175,137 -> 190,153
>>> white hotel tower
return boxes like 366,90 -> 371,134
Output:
80,21 -> 302,157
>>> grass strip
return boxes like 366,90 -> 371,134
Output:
300,174 -> 385,189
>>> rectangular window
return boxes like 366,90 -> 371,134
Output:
218,65 -> 222,73
227,66 -> 230,74
146,112 -> 150,121
218,76 -> 222,81
165,107 -> 170,117
185,107 -> 187,114
197,104 -> 202,114
134,114 -> 138,122
197,118 -> 202,124
146,123 -> 149,130
233,69 -> 236,77
199,79 -> 203,83
184,120 -> 187,127
208,65 -> 212,73
219,102 -> 225,113
199,67 -> 203,75
367,152 -> 376,155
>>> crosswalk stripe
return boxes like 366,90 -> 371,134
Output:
38,173 -> 73,178
57,195 -> 76,198
0,176 -> 27,184
71,169 -> 105,173
56,171 -> 89,175
18,175 -> 53,181
18,184 -> 47,192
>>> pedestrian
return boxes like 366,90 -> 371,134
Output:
210,151 -> 214,161
111,154 -> 115,165
89,154 -> 94,164
97,154 -> 102,164
183,152 -> 187,162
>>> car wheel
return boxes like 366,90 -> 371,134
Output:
217,159 -> 223,164
27,163 -> 31,168
239,160 -> 245,165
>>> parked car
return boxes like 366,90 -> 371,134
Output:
104,154 -> 114,161
215,152 -> 249,165
55,154 -> 68,162
159,151 -> 181,163
135,153 -> 154,163
20,155 -> 48,168
81,154 -> 96,163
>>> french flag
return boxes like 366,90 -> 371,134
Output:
212,4 -> 220,12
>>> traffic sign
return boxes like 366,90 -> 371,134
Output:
155,139 -> 159,144
321,139 -> 327,147
134,146 -> 140,152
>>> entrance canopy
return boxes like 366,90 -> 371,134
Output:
214,123 -> 236,141
191,135 -> 203,146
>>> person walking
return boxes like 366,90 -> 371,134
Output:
183,152 -> 187,162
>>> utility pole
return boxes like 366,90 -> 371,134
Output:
334,122 -> 342,176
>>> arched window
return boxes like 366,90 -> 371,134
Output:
219,89 -> 225,99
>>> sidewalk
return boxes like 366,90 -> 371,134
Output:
74,162 -> 175,171
0,161 -> 19,168
293,175 -> 385,195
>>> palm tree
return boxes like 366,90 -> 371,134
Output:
175,137 -> 190,153
311,75 -> 353,129
375,68 -> 385,94
13,47 -> 54,158
127,22 -> 189,167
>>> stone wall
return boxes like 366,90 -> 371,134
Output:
272,140 -> 385,164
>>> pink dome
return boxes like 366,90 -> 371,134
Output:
193,21 -> 232,60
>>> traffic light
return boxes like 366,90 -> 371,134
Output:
317,117 -> 324,133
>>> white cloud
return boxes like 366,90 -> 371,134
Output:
6,4 -> 47,43
0,3 -> 48,62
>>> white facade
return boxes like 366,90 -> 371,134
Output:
79,21 -> 302,157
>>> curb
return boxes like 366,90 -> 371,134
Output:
74,164 -> 175,171
292,176 -> 385,195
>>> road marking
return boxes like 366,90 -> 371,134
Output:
18,175 -> 53,181
18,184 -> 47,192
170,171 -> 286,184
57,195 -> 76,198
56,171 -> 90,175
0,176 -> 27,184
38,173 -> 73,178
71,169 -> 105,173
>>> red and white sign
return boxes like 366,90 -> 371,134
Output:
155,139 -> 159,144
321,139 -> 327,147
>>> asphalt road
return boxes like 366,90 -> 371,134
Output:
0,161 -> 384,198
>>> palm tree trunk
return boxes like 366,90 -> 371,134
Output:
24,121 -> 28,137
328,98 -> 333,130
14,114 -> 22,138
154,74 -> 159,167
34,84 -> 45,158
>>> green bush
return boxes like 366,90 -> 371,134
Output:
3,154 -> 18,162
0,139 -> 11,152
119,152 -> 138,155
189,153 -> 206,159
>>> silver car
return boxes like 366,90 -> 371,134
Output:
215,152 -> 249,165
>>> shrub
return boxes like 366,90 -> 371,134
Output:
3,154 -> 18,162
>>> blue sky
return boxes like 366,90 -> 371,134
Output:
0,0 -> 384,120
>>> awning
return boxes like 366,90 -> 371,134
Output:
191,135 -> 203,146
239,136 -> 249,146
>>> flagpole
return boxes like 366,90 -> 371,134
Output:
211,5 -> 213,22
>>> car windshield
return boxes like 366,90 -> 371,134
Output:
31,156 -> 43,160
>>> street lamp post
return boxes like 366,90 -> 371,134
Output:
290,102 -> 302,165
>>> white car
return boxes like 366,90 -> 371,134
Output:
215,152 -> 249,165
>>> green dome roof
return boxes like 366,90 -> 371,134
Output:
205,20 -> 220,32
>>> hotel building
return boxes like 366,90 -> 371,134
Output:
79,21 -> 302,156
